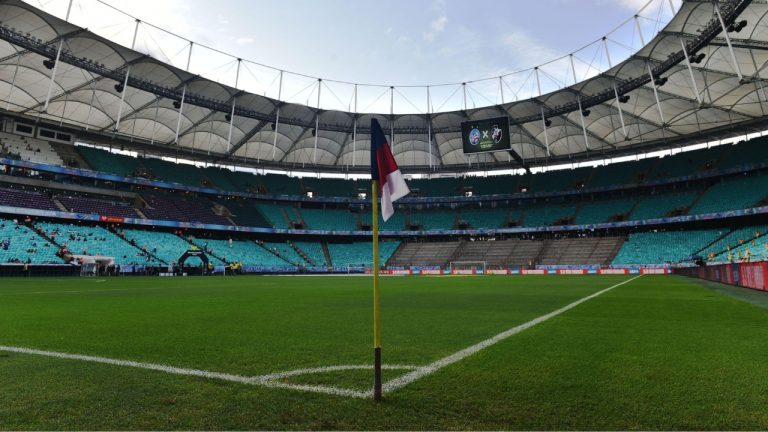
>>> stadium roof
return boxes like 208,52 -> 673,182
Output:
0,0 -> 766,174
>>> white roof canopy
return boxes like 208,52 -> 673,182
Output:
0,0 -> 765,173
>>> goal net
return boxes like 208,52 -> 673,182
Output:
449,261 -> 486,275
347,262 -> 374,274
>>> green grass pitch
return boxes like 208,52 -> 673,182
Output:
2,274 -> 768,430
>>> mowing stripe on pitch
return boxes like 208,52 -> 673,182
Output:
382,274 -> 644,393
0,275 -> 642,398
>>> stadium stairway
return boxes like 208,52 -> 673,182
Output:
257,241 -> 298,266
49,142 -> 90,169
51,197 -> 68,212
110,228 -> 167,264
321,242 -> 333,268
290,241 -> 317,266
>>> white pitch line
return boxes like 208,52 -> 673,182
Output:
0,345 -> 416,399
382,274 -> 644,393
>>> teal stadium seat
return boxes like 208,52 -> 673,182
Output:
299,207 -> 358,230
294,242 -> 328,266
76,146 -> 141,177
575,199 -> 635,224
327,241 -> 400,269
631,192 -> 699,220
612,229 -> 721,265
523,204 -> 576,227
690,174 -> 768,215
0,218 -> 62,264
37,222 -> 160,265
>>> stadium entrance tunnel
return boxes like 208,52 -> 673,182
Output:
178,250 -> 210,268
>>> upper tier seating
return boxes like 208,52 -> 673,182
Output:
57,195 -> 139,218
76,146 -> 141,177
302,177 -> 354,197
141,194 -> 231,225
587,158 -> 656,188
0,132 -> 63,166
36,222 -> 158,265
689,174 -> 768,215
409,209 -> 456,230
522,204 -> 576,227
0,218 -> 62,264
719,137 -> 768,168
408,178 -> 461,197
219,200 -> 271,228
631,191 -> 699,220
649,146 -> 729,180
260,174 -> 303,195
327,241 -> 400,269
575,199 -> 635,224
460,207 -> 508,229
140,157 -> 205,186
203,167 -> 240,192
533,167 -> 591,192
256,203 -> 292,229
465,175 -> 523,196
611,229 -> 721,265
299,207 -> 358,231
0,187 -> 59,211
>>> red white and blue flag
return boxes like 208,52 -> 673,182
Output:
371,118 -> 409,221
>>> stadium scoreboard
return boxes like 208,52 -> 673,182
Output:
461,117 -> 511,155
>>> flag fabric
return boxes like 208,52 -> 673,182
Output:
370,118 -> 409,221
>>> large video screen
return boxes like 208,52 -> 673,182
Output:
461,117 -> 511,155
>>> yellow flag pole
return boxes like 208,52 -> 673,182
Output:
372,180 -> 382,401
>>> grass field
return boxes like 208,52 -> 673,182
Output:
2,274 -> 768,430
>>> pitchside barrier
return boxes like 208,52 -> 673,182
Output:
379,266 -> 671,276
675,261 -> 768,291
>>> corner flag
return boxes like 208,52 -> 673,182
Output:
369,118 -> 409,401
370,118 -> 409,221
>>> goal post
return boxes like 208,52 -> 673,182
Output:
347,262 -> 374,274
449,261 -> 487,275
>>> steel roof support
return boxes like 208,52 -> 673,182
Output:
114,19 -> 140,132
5,51 -> 21,111
272,70 -> 284,161
427,86 -> 433,168
42,0 -> 73,113
351,84 -> 358,167
715,3 -> 744,81
679,37 -> 703,105
647,62 -> 667,125
314,79 -> 321,164
571,54 -> 590,150
226,58 -> 242,153
535,67 -> 550,156
174,41 -> 194,144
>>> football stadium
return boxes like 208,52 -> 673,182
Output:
2,0 -> 768,429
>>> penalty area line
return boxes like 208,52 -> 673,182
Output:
382,274 -> 644,394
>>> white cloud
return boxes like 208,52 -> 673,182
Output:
235,37 -> 255,45
501,31 -> 561,68
423,15 -> 448,41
